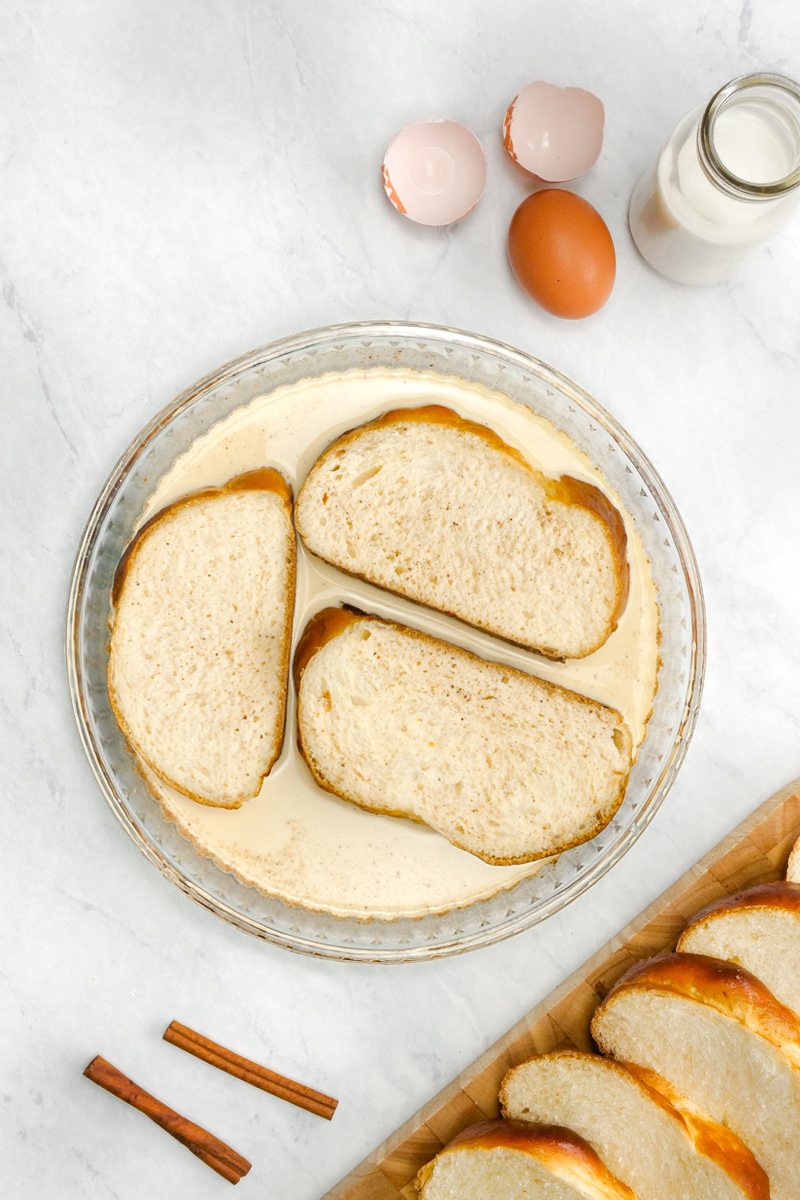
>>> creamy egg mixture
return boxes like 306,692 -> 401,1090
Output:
135,369 -> 660,921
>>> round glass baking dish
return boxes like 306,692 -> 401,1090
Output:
66,322 -> 705,962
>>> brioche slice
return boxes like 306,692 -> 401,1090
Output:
678,881 -> 800,1016
786,833 -> 800,882
295,406 -> 629,660
592,950 -> 800,1200
108,469 -> 296,808
414,1119 -> 636,1200
499,1051 -> 768,1200
294,608 -> 633,865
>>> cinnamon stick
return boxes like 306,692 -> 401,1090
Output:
163,1021 -> 338,1120
83,1055 -> 251,1184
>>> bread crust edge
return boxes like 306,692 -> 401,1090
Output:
294,405 -> 630,661
499,1049 -> 769,1200
293,607 -> 633,865
107,472 -> 297,809
621,1063 -> 770,1200
678,879 -> 800,932
592,950 -> 800,1073
414,1117 -> 637,1200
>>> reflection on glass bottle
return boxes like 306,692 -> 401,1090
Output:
629,73 -> 800,284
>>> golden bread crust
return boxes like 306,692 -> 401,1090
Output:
680,880 -> 800,927
292,605 -> 368,688
108,470 -> 296,808
111,468 -> 292,606
622,1064 -> 769,1200
293,608 -> 632,865
595,950 -> 800,1071
414,1118 -> 637,1199
500,1050 -> 768,1200
500,1049 -> 680,1125
295,405 -> 629,660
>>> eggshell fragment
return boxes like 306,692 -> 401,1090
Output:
382,119 -> 487,225
507,189 -> 615,319
503,82 -> 604,182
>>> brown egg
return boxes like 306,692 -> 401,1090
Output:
507,189 -> 616,319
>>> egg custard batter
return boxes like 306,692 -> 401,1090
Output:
133,368 -> 660,921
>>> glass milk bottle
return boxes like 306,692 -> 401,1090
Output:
629,73 -> 800,284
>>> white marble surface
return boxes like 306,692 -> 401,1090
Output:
3,1 -> 800,1195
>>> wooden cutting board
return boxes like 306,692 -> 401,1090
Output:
322,776 -> 800,1200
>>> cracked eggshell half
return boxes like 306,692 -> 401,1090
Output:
382,118 -> 487,225
503,82 -> 604,182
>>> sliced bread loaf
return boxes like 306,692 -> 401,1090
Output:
108,469 -> 296,808
499,1050 -> 768,1200
592,951 -> 800,1200
786,833 -> 800,882
414,1119 -> 636,1200
677,881 -> 800,1016
294,406 -> 629,660
294,608 -> 633,865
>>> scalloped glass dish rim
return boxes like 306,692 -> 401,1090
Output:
66,321 -> 706,962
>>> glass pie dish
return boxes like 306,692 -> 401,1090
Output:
66,322 -> 705,962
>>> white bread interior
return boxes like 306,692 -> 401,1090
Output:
592,952 -> 800,1200
294,609 -> 633,865
295,407 -> 629,660
500,1051 -> 767,1200
108,472 -> 295,808
414,1119 -> 636,1200
678,881 -> 800,1017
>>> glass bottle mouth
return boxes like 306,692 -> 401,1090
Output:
698,72 -> 800,200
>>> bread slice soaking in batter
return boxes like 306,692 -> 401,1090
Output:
108,469 -> 296,808
294,406 -> 629,660
293,607 -> 633,865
